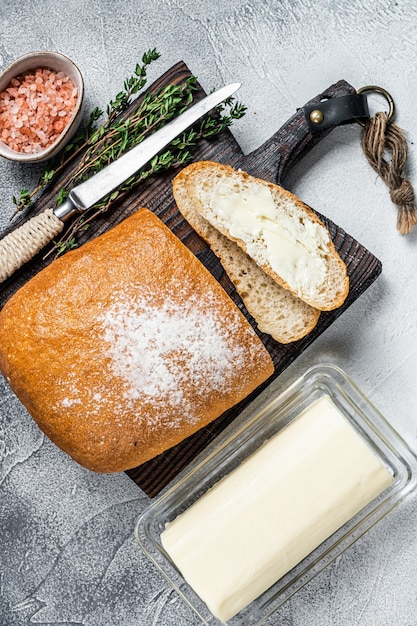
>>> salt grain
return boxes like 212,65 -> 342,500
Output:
0,66 -> 78,154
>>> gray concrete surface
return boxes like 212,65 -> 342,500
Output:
1,1 -> 417,624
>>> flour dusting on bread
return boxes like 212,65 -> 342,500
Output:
100,289 -> 254,420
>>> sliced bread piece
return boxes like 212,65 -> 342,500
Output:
174,162 -> 349,311
173,168 -> 320,343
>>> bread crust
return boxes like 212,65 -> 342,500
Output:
0,209 -> 273,473
174,162 -> 349,311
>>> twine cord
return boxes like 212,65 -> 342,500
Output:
361,111 -> 417,235
0,209 -> 64,283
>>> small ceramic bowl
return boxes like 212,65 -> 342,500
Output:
0,51 -> 84,163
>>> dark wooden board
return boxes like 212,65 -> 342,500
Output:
0,63 -> 381,496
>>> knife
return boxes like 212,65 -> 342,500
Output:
0,82 -> 241,283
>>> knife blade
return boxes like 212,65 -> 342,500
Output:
67,82 -> 241,214
0,82 -> 241,283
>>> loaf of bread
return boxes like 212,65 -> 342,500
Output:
173,166 -> 321,343
173,162 -> 349,311
0,208 -> 274,473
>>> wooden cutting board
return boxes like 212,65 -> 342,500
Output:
0,62 -> 381,496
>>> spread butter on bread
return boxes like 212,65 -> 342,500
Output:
0,209 -> 273,473
173,166 -> 321,343
173,162 -> 349,312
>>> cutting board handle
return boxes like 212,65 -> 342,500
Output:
240,79 -> 357,186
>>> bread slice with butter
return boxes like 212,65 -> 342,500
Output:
173,167 -> 320,343
173,162 -> 349,312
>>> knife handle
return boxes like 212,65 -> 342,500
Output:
0,209 -> 64,283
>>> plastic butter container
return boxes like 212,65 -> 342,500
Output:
135,364 -> 417,625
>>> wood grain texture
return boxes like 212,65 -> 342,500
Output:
0,63 -> 381,496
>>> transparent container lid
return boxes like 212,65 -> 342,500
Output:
135,364 -> 417,625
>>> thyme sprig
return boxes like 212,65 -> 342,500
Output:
11,49 -> 246,256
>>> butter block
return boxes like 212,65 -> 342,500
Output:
161,395 -> 393,622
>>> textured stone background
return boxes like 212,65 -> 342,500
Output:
1,1 -> 417,625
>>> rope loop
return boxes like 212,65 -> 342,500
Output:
360,92 -> 417,235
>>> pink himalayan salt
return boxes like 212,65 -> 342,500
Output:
0,67 -> 78,154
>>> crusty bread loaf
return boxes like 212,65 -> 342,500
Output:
174,162 -> 349,311
0,209 -> 274,473
173,167 -> 320,343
